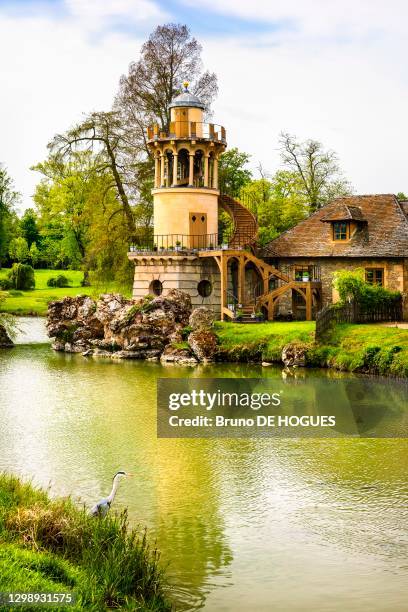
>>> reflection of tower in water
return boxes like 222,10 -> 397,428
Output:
152,438 -> 233,608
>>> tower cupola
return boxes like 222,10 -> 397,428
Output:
168,82 -> 206,111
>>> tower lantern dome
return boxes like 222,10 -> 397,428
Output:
168,83 -> 206,110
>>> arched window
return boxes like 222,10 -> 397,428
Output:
164,150 -> 174,187
194,150 -> 204,187
177,149 -> 189,186
149,280 -> 163,296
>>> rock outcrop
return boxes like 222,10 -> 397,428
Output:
189,307 -> 215,331
188,329 -> 217,362
47,290 -> 203,363
0,324 -> 13,348
281,342 -> 309,367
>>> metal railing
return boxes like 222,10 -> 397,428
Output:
219,182 -> 261,218
129,233 -> 224,253
147,121 -> 226,143
128,225 -> 260,253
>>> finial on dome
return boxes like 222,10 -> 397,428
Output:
183,81 -> 189,91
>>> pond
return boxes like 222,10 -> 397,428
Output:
0,318 -> 407,610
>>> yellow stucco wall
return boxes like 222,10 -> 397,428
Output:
153,188 -> 219,237
170,106 -> 203,123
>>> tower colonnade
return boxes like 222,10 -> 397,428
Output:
153,142 -> 219,190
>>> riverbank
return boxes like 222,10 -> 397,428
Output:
0,474 -> 171,611
0,269 -> 130,316
214,321 -> 408,377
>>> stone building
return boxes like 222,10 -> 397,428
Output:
128,85 -> 407,322
263,195 -> 408,320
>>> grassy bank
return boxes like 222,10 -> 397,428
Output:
214,321 -> 408,377
0,269 -> 131,316
214,321 -> 315,362
0,474 -> 171,611
307,323 -> 408,377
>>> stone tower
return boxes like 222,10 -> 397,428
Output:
128,83 -> 226,314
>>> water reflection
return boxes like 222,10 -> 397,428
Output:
0,323 -> 407,611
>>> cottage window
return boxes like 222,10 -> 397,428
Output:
294,267 -> 311,281
365,268 -> 384,286
333,222 -> 349,240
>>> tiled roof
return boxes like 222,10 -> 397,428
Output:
264,195 -> 408,258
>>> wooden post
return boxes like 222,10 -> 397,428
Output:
263,273 -> 269,294
172,153 -> 178,187
189,153 -> 194,186
238,255 -> 245,305
268,299 -> 275,321
220,253 -> 227,321
306,284 -> 312,321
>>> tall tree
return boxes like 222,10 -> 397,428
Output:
20,208 -> 40,248
48,112 -> 138,239
279,133 -> 352,211
116,23 -> 218,141
0,164 -> 20,265
241,171 -> 309,245
218,148 -> 252,197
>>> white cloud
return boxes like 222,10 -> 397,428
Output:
183,0 -> 408,38
66,0 -> 168,31
202,31 -> 408,194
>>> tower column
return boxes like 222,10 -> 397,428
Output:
154,155 -> 160,188
188,153 -> 194,187
213,156 -> 219,189
204,153 -> 210,188
160,153 -> 165,187
172,153 -> 178,187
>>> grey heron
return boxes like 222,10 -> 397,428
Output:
90,471 -> 132,517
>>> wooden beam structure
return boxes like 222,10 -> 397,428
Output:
199,249 -> 321,321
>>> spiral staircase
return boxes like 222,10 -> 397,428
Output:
214,192 -> 318,321
218,193 -> 258,250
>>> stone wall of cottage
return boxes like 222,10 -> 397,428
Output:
273,257 -> 407,320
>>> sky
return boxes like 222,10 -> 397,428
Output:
1,0 -> 408,212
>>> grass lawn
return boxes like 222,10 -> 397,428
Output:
214,320 -> 408,376
0,474 -> 171,611
309,323 -> 408,377
214,320 -> 315,362
0,269 -> 131,316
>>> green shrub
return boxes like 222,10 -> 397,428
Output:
333,268 -> 401,309
47,275 -> 71,288
7,264 -> 35,290
0,278 -> 13,290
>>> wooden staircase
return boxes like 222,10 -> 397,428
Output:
218,194 -> 258,249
